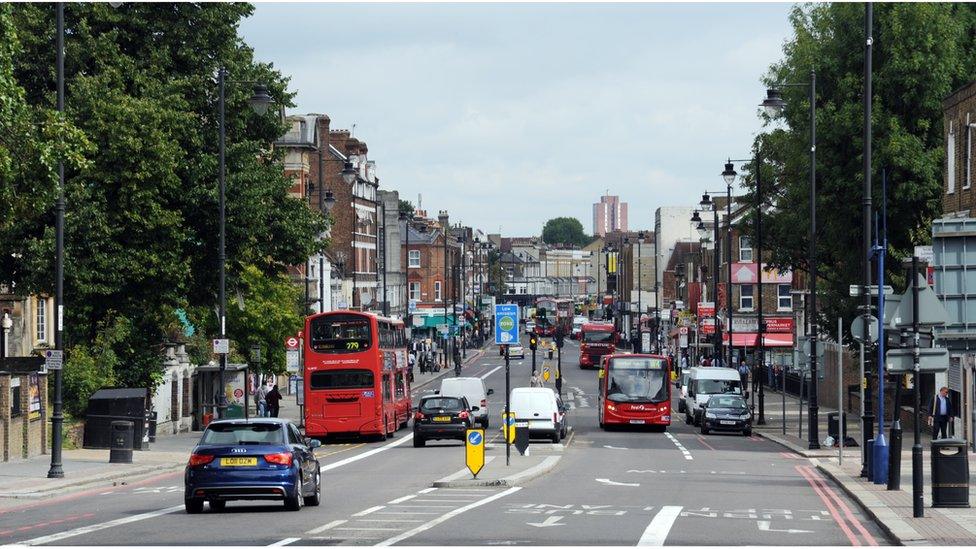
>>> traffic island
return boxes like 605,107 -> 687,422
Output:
431,428 -> 573,488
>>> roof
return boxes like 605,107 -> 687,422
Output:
275,115 -> 320,148
208,417 -> 293,426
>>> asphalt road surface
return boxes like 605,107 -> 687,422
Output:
0,337 -> 889,546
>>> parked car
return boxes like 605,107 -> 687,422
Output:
683,367 -> 743,426
413,395 -> 472,447
437,377 -> 494,428
184,418 -> 321,513
509,387 -> 563,443
677,370 -> 691,414
700,394 -> 752,436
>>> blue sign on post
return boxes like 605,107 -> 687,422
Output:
495,304 -> 520,345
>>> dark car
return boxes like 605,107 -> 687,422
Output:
184,418 -> 322,513
700,394 -> 752,436
413,395 -> 472,447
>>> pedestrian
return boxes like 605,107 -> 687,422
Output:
737,360 -> 749,387
256,381 -> 269,417
266,384 -> 282,418
929,386 -> 953,440
530,371 -> 542,387
408,351 -> 416,382
453,343 -> 462,376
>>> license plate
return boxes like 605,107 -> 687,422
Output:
220,457 -> 257,466
629,419 -> 646,424
720,420 -> 736,425
432,416 -> 452,423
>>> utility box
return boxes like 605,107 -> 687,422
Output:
932,438 -> 970,508
827,411 -> 847,440
83,388 -> 149,450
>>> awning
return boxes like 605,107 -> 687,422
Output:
722,332 -> 794,347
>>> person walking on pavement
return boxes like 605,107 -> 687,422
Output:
453,342 -> 462,377
408,351 -> 416,382
266,384 -> 282,418
256,381 -> 269,417
737,360 -> 749,388
929,386 -> 954,440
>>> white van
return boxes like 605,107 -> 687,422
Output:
509,387 -> 564,443
683,367 -> 743,426
438,377 -> 493,428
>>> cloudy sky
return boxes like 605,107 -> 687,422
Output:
240,2 -> 795,236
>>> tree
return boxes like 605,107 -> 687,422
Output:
3,3 -> 327,393
399,199 -> 415,218
486,249 -> 508,299
542,217 -> 590,247
738,3 -> 976,333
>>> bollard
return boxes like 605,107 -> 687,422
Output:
866,438 -> 875,482
887,420 -> 903,490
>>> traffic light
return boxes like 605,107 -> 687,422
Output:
529,335 -> 538,351
555,332 -> 565,349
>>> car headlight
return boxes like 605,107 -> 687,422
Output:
705,412 -> 717,419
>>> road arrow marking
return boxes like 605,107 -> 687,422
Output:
757,520 -> 813,534
604,445 -> 628,450
596,478 -> 640,487
527,516 -> 565,528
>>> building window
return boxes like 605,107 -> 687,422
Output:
740,285 -> 754,311
948,121 -> 956,195
434,281 -> 442,302
739,237 -> 753,262
10,377 -> 21,417
36,297 -> 47,343
409,282 -> 421,301
408,250 -> 420,268
778,284 -> 792,310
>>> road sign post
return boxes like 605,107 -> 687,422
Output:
495,304 -> 519,468
514,421 -> 530,455
44,350 -> 64,371
465,429 -> 485,478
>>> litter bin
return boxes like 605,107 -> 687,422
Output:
827,411 -> 847,440
932,438 -> 970,508
109,420 -> 134,464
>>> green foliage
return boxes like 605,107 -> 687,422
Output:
487,249 -> 508,299
1,3 -> 328,391
227,265 -> 304,374
62,315 -> 131,416
740,3 -> 976,333
542,217 -> 590,248
399,199 -> 415,218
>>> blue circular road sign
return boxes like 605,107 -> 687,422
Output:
468,431 -> 483,446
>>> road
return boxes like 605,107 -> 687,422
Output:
0,338 -> 888,546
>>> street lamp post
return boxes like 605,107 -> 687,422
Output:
762,68 -> 819,448
400,210 -> 411,328
341,160 -> 358,310
637,231 -> 645,352
457,228 -> 466,359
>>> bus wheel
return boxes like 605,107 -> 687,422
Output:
386,417 -> 394,439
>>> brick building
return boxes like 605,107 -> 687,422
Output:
401,211 -> 461,334
592,193 -> 628,236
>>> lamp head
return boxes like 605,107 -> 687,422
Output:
721,161 -> 737,186
696,221 -> 709,240
637,231 -> 645,245
760,87 -> 786,118
323,190 -> 336,212
341,160 -> 357,185
690,210 -> 702,224
248,84 -> 274,116
699,193 -> 713,211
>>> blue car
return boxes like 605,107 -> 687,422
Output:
184,418 -> 322,513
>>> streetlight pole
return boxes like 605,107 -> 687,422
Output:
48,1 -> 66,480
341,160 -> 358,312
654,233 -> 661,353
401,210 -> 411,329
862,2 -> 876,471
637,231 -> 645,352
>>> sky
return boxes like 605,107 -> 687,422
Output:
239,2 -> 796,237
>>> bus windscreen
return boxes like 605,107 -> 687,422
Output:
310,314 -> 372,353
607,357 -> 668,403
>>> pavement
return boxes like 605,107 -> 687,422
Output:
0,338 -> 892,546
755,383 -> 976,545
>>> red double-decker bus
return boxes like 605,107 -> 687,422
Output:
303,311 -> 409,440
598,354 -> 672,431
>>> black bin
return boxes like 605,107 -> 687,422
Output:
82,388 -> 149,450
932,438 -> 970,508
109,420 -> 134,464
828,412 -> 847,440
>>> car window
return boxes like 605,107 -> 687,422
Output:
709,396 -> 747,408
288,424 -> 304,445
420,397 -> 465,412
201,423 -> 285,445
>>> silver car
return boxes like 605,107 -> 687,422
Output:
508,344 -> 526,359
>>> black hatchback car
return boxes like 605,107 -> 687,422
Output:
413,395 -> 472,447
699,394 -> 753,436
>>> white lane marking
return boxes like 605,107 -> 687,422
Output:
527,515 -> 565,528
376,487 -> 522,546
664,432 -> 693,461
757,520 -> 814,534
352,505 -> 386,517
374,511 -> 442,515
637,505 -> 683,546
388,494 -> 417,504
307,519 -> 348,534
19,504 -> 183,545
334,527 -> 400,531
417,487 -> 438,494
412,499 -> 478,503
356,519 -> 423,523
320,432 -> 414,472
392,504 -> 454,508
596,478 -> 640,487
480,366 -> 503,379
268,538 -> 301,547
604,445 -> 629,450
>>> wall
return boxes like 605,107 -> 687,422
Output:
150,344 -> 195,435
0,371 -> 48,462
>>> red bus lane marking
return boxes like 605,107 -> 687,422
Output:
794,465 -> 863,546
696,435 -> 716,451
0,513 -> 95,537
801,466 -> 878,546
0,470 -> 183,517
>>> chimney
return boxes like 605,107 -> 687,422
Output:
438,210 -> 449,229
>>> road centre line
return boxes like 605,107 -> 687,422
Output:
388,494 -> 417,504
376,487 -> 522,546
480,366 -> 503,379
664,432 -> 693,461
637,506 -> 683,546
320,432 -> 414,472
356,519 -> 423,523
307,520 -> 348,534
267,537 -> 300,546
18,505 -> 184,546
375,511 -> 442,515
352,505 -> 385,516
